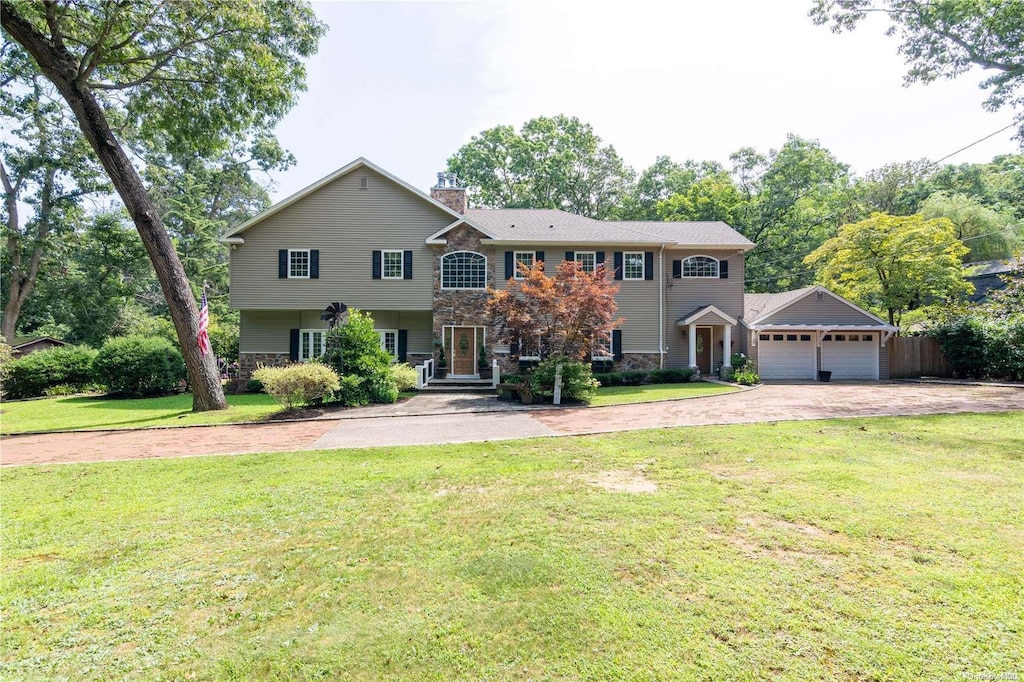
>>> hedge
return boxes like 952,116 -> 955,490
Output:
4,345 -> 98,399
93,336 -> 186,397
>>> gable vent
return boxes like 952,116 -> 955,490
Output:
359,176 -> 368,190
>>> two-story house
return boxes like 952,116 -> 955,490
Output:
222,158 -> 895,382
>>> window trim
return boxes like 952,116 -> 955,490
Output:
623,251 -> 645,280
680,255 -> 720,279
575,251 -> 597,274
591,331 -> 614,361
381,249 -> 404,280
288,249 -> 311,279
377,329 -> 398,359
298,328 -> 326,361
441,250 -> 488,290
513,251 -> 535,280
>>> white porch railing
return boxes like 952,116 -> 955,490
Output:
415,358 -> 435,389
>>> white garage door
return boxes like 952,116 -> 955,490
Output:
821,333 -> 878,380
757,332 -> 816,380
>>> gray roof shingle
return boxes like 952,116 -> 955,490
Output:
743,287 -> 816,322
463,209 -> 754,247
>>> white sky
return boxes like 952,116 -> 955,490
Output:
267,0 -> 1020,202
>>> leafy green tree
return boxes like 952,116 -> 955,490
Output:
1,0 -> 325,411
447,115 -> 635,219
1,45 -> 103,341
323,310 -> 397,407
810,0 -> 1024,145
656,172 -> 746,224
620,156 -> 724,220
920,191 -> 1021,261
852,159 -> 936,215
805,212 -> 971,326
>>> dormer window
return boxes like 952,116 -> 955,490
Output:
681,255 -> 719,278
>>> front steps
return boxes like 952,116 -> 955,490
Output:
421,377 -> 495,393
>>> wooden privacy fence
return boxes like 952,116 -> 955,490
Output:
888,336 -> 952,378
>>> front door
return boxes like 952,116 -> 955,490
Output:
696,327 -> 712,374
451,327 -> 476,376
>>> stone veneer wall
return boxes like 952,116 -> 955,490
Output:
431,223 -> 499,367
239,352 -> 290,379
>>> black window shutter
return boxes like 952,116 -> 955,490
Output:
398,329 -> 408,362
612,330 -> 623,360
719,259 -> 729,279
536,251 -> 544,271
596,251 -> 605,264
279,250 -> 288,278
510,339 -> 519,356
672,260 -> 682,278
289,329 -> 300,361
403,250 -> 413,280
504,251 -> 514,280
565,251 -> 574,262
644,252 -> 654,280
310,249 -> 319,279
613,252 -> 623,280
372,250 -> 382,280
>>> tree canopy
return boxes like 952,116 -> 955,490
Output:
810,0 -> 1024,145
804,212 -> 971,325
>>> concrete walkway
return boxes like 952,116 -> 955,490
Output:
3,382 -> 1022,465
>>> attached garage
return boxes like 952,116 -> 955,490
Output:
744,286 -> 896,382
821,333 -> 879,380
755,332 -> 816,380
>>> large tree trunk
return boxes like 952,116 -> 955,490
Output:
1,162 -> 51,342
2,5 -> 226,411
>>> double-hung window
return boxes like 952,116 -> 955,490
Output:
382,250 -> 404,279
289,249 -> 310,279
514,251 -> 535,279
299,329 -> 326,361
378,330 -> 398,358
576,251 -> 597,273
592,332 -> 614,360
623,252 -> 645,280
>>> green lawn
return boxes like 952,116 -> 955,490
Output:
0,393 -> 282,434
3,413 -> 1022,680
590,380 -> 738,406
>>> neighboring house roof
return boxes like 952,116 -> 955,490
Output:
219,157 -> 490,242
964,257 -> 1022,303
10,336 -> 68,349
605,221 -> 756,249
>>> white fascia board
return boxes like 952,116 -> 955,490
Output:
220,157 -> 491,240
749,323 -> 898,332
221,237 -> 244,245
479,239 -> 667,248
425,218 -> 497,243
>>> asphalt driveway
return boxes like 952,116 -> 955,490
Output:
3,382 -> 1022,465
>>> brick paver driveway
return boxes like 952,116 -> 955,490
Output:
3,382 -> 1022,466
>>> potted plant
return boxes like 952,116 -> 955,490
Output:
478,344 -> 492,379
436,346 -> 448,379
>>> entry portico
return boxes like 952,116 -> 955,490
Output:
676,305 -> 737,374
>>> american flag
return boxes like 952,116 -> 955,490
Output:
197,289 -> 211,356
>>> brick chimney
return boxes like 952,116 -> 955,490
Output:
429,171 -> 467,214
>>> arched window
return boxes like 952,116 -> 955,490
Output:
441,251 -> 487,289
681,255 -> 719,278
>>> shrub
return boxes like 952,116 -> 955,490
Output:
246,377 -> 264,393
323,310 -> 397,406
619,370 -> 648,386
94,336 -> 186,397
648,368 -> 694,384
983,316 -> 1024,381
730,352 -> 748,370
390,363 -> 418,392
0,336 -> 12,396
5,345 -> 98,399
529,356 -> 599,402
593,372 -> 614,387
932,318 -> 987,379
733,363 -> 760,386
251,362 -> 340,409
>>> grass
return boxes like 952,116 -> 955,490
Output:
590,380 -> 738,406
2,412 -> 1022,680
0,393 -> 282,434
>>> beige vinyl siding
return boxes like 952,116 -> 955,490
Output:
240,309 -> 433,354
665,250 -> 745,369
490,245 -> 662,353
230,167 -> 451,310
759,293 -> 882,325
